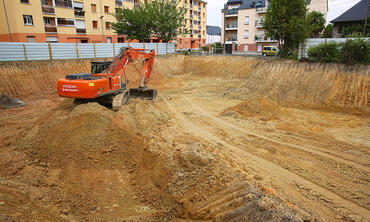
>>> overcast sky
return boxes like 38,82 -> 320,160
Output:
205,0 -> 363,27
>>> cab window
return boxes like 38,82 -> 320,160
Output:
264,47 -> 271,50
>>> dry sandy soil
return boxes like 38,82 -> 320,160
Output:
0,55 -> 369,221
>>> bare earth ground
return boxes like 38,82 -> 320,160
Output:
0,56 -> 369,221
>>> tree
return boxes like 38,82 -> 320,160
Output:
149,0 -> 188,42
111,6 -> 154,42
263,0 -> 308,57
307,11 -> 325,38
112,0 -> 187,43
322,24 -> 333,38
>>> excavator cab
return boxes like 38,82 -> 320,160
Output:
91,61 -> 112,74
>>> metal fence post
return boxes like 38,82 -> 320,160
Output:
128,42 -> 130,47
143,42 -> 145,50
113,42 -> 115,57
166,42 -> 168,54
156,43 -> 159,54
47,41 -> 53,61
93,42 -> 96,58
76,42 -> 80,59
23,44 -> 27,61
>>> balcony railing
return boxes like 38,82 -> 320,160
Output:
115,0 -> 122,6
45,26 -> 57,33
225,23 -> 238,29
74,10 -> 85,17
42,5 -> 55,14
255,20 -> 263,28
225,8 -> 238,16
256,7 -> 267,13
55,0 -> 72,8
76,28 -> 86,34
226,37 -> 237,41
254,35 -> 277,42
57,19 -> 75,26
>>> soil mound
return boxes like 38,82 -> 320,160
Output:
223,98 -> 282,121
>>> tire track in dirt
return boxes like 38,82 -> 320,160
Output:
163,96 -> 370,220
179,94 -> 370,173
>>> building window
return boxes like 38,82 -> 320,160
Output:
91,4 -> 96,12
26,36 -> 35,42
107,37 -> 112,43
244,30 -> 249,39
92,21 -> 98,29
105,22 -> 110,29
118,37 -> 125,43
21,0 -> 29,3
104,6 -> 109,13
245,16 -> 249,25
44,17 -> 51,25
23,15 -> 33,25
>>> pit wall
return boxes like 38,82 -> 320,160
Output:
183,56 -> 369,115
0,55 -> 368,114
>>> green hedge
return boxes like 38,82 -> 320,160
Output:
307,38 -> 370,64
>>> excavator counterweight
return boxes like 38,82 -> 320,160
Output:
57,47 -> 157,110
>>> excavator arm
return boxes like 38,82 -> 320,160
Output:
103,47 -> 155,89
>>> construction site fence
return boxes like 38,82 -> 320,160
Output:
0,42 -> 175,62
298,38 -> 370,59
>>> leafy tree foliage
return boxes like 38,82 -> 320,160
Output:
307,11 -> 325,38
112,0 -> 187,42
263,0 -> 308,57
322,24 -> 333,38
111,6 -> 153,42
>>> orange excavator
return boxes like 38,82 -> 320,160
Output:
57,47 -> 157,110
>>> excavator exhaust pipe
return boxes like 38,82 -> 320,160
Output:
129,88 -> 157,100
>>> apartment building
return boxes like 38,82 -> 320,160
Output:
0,0 -> 207,49
176,0 -> 207,49
221,0 -> 328,53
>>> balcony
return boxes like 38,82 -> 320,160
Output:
225,36 -> 237,44
254,35 -> 278,43
74,10 -> 85,17
255,20 -> 263,28
42,5 -> 55,14
256,7 -> 267,13
76,28 -> 86,34
57,19 -> 75,26
225,8 -> 238,17
45,26 -> 57,34
115,0 -> 122,6
225,23 -> 238,30
55,0 -> 72,8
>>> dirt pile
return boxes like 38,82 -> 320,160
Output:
222,98 -> 282,121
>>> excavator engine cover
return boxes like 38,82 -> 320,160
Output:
129,88 -> 157,100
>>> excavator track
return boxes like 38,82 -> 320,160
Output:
112,91 -> 130,111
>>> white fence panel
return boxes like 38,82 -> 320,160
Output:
114,43 -> 129,56
24,43 -> 50,60
298,38 -> 369,59
0,42 -> 25,61
51,43 -> 78,60
78,43 -> 95,59
0,42 -> 175,61
145,43 -> 157,54
95,43 -> 114,58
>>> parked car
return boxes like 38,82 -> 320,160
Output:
262,46 -> 279,56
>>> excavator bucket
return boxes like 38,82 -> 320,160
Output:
130,88 -> 157,100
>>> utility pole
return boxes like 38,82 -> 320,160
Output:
2,0 -> 12,42
363,3 -> 369,36
100,0 -> 105,43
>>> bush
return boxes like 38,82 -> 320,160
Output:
307,42 -> 341,63
201,46 -> 209,52
341,38 -> 370,65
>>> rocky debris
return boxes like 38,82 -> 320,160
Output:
0,93 -> 25,109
